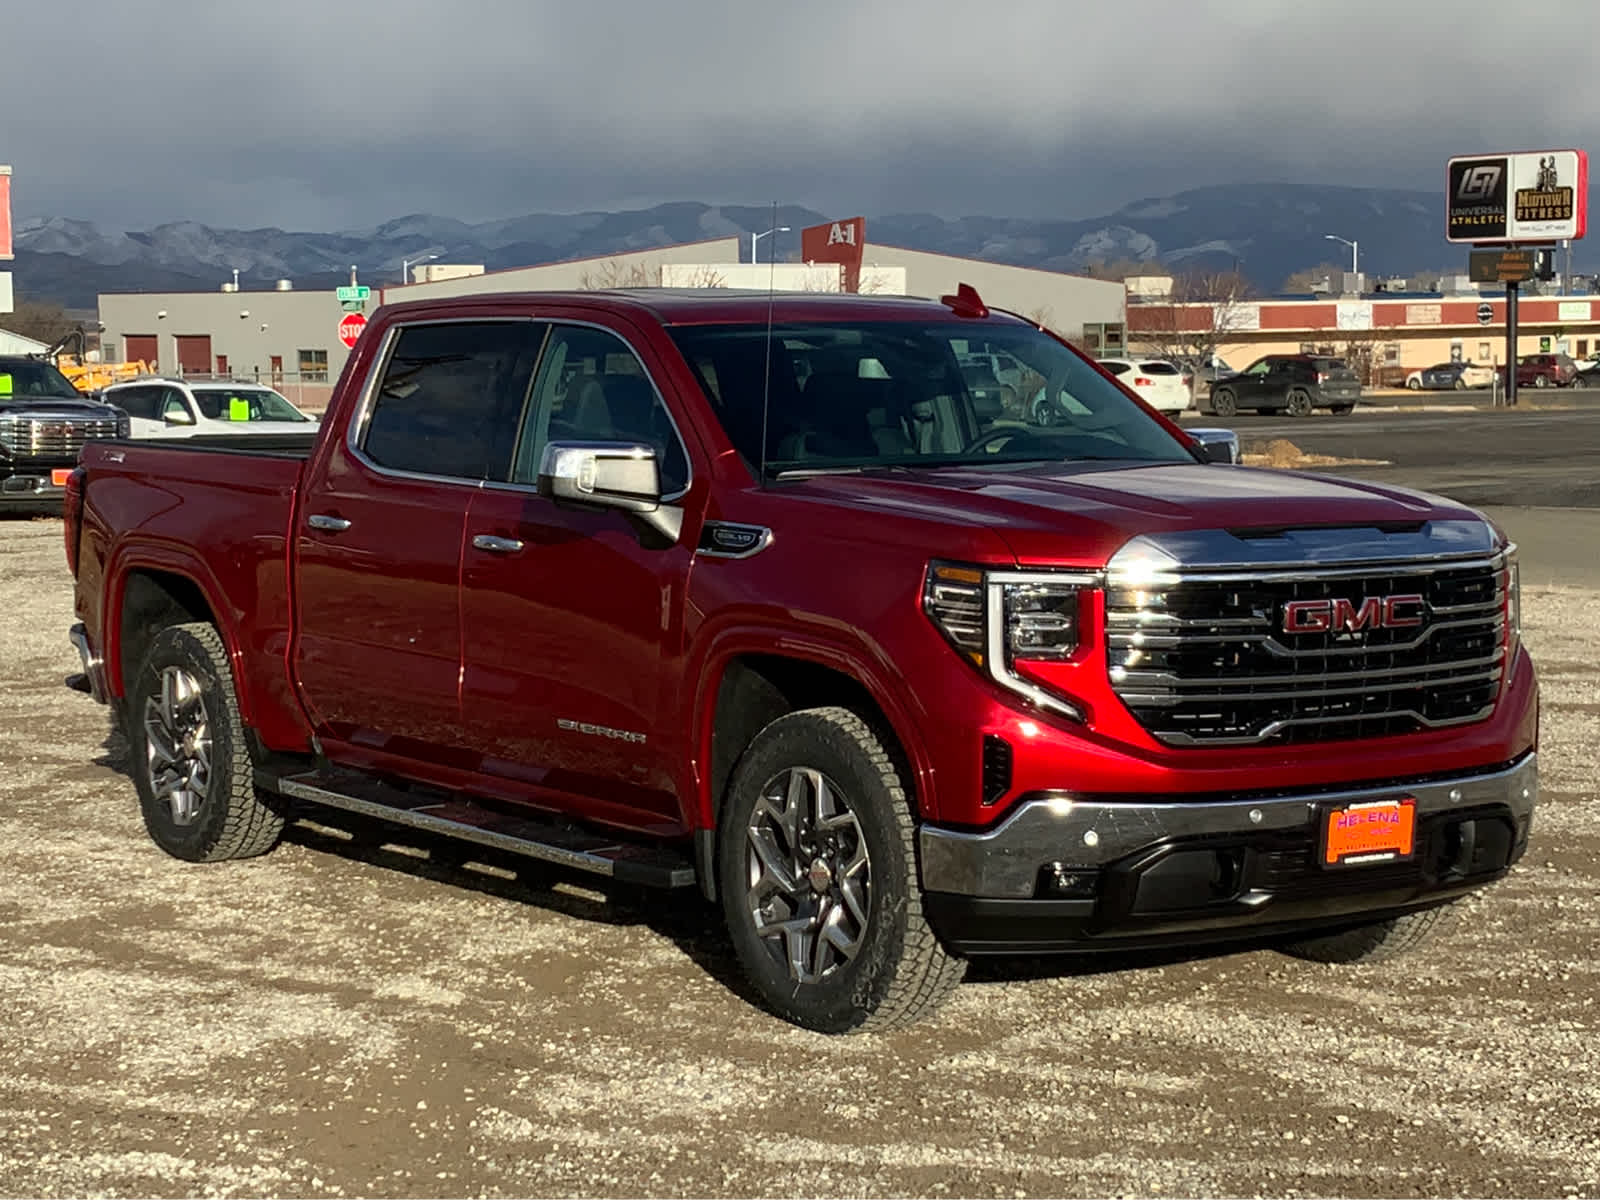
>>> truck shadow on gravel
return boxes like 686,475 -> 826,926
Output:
87,717 -> 1281,1009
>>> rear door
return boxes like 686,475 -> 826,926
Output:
292,317 -> 545,767
457,315 -> 699,832
104,384 -> 166,437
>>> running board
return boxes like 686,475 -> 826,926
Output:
260,766 -> 697,889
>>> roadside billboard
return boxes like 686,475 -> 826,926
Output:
1446,150 -> 1589,243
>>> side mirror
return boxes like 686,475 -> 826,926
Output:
1187,427 -> 1240,464
537,440 -> 682,541
163,408 -> 196,426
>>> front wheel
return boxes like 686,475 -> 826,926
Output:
1285,388 -> 1314,417
1210,388 -> 1237,417
718,707 -> 965,1034
129,622 -> 285,862
1534,373 -> 1550,388
1406,376 -> 1422,390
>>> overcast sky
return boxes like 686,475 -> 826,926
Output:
5,0 -> 1598,232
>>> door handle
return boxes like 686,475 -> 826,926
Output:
472,534 -> 525,554
307,514 -> 352,532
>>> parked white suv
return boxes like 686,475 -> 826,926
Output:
100,378 -> 317,438
1097,357 -> 1191,414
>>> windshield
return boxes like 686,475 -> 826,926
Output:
0,360 -> 84,401
668,320 -> 1191,476
189,386 -> 309,422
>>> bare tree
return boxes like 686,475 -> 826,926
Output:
3,300 -> 78,346
1128,269 -> 1256,377
576,259 -> 663,289
1282,261 -> 1344,293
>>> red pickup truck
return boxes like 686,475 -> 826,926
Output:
63,287 -> 1538,1034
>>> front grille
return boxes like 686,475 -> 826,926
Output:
0,414 -> 121,460
1106,556 -> 1507,746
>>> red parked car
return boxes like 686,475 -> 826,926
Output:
63,287 -> 1538,1033
1497,353 -> 1581,389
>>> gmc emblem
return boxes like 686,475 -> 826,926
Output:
1282,594 -> 1425,635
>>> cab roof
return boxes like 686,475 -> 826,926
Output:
376,287 -> 1032,327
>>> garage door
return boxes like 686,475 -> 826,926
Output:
124,334 -> 157,368
174,335 -> 212,377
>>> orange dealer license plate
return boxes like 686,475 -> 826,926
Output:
1320,798 -> 1417,868
51,468 -> 72,486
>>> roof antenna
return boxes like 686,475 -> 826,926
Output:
757,201 -> 778,489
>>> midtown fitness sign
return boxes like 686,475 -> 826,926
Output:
1446,149 -> 1589,243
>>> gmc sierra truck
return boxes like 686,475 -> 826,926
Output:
63,286 -> 1538,1033
1,355 -> 128,511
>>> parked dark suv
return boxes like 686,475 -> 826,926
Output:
1204,354 -> 1361,417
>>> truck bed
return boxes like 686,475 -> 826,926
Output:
73,438 -> 310,750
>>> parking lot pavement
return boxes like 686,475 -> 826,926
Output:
1,495 -> 1597,1198
1183,405 -> 1600,510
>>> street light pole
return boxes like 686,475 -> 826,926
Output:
401,252 -> 440,284
1324,233 -> 1358,278
751,225 -> 791,263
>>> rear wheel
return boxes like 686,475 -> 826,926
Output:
1210,388 -> 1237,417
1534,373 -> 1550,388
1406,376 -> 1421,390
1285,388 -> 1314,417
1570,374 -> 1587,390
718,707 -> 965,1034
129,622 -> 285,862
1279,902 -> 1458,964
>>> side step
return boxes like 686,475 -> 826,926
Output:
259,766 -> 697,890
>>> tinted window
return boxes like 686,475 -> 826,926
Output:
668,320 -> 1189,476
107,385 -> 164,421
1101,362 -> 1131,376
0,360 -> 81,400
513,324 -> 689,495
363,322 -> 545,481
1137,361 -> 1181,375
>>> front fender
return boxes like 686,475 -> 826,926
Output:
680,619 -> 936,831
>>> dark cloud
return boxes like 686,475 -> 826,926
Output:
4,0 -> 1597,230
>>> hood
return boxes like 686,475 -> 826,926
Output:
788,461 -> 1479,567
0,397 -> 122,419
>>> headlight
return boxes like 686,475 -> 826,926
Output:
115,412 -> 131,438
924,561 -> 1095,719
1505,547 -> 1520,652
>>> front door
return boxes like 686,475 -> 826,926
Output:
292,317 -> 545,768
458,318 -> 699,834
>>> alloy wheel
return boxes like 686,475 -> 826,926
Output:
744,766 -> 871,984
142,666 -> 212,826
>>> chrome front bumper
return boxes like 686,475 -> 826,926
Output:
919,754 -> 1538,898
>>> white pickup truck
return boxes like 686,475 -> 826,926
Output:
99,377 -> 318,439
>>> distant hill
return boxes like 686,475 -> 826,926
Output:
11,184 -> 1598,309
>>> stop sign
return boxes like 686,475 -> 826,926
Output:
338,312 -> 367,348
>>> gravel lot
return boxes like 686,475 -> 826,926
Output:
1,514 -> 1596,1199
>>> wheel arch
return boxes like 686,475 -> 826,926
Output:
688,638 -> 930,902
105,551 -> 249,724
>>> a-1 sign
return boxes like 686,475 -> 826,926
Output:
338,312 -> 367,348
1446,149 -> 1589,243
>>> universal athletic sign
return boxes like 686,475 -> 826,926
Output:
1447,149 -> 1589,243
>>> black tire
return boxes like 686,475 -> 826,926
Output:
1453,377 -> 1467,391
1534,373 -> 1550,388
1330,403 -> 1356,416
1570,374 -> 1587,390
1406,376 -> 1421,390
129,622 -> 285,862
1279,902 -> 1457,964
1285,388 -> 1314,417
717,706 -> 965,1034
1210,387 -> 1237,417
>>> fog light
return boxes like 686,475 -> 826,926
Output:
1039,863 -> 1100,898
